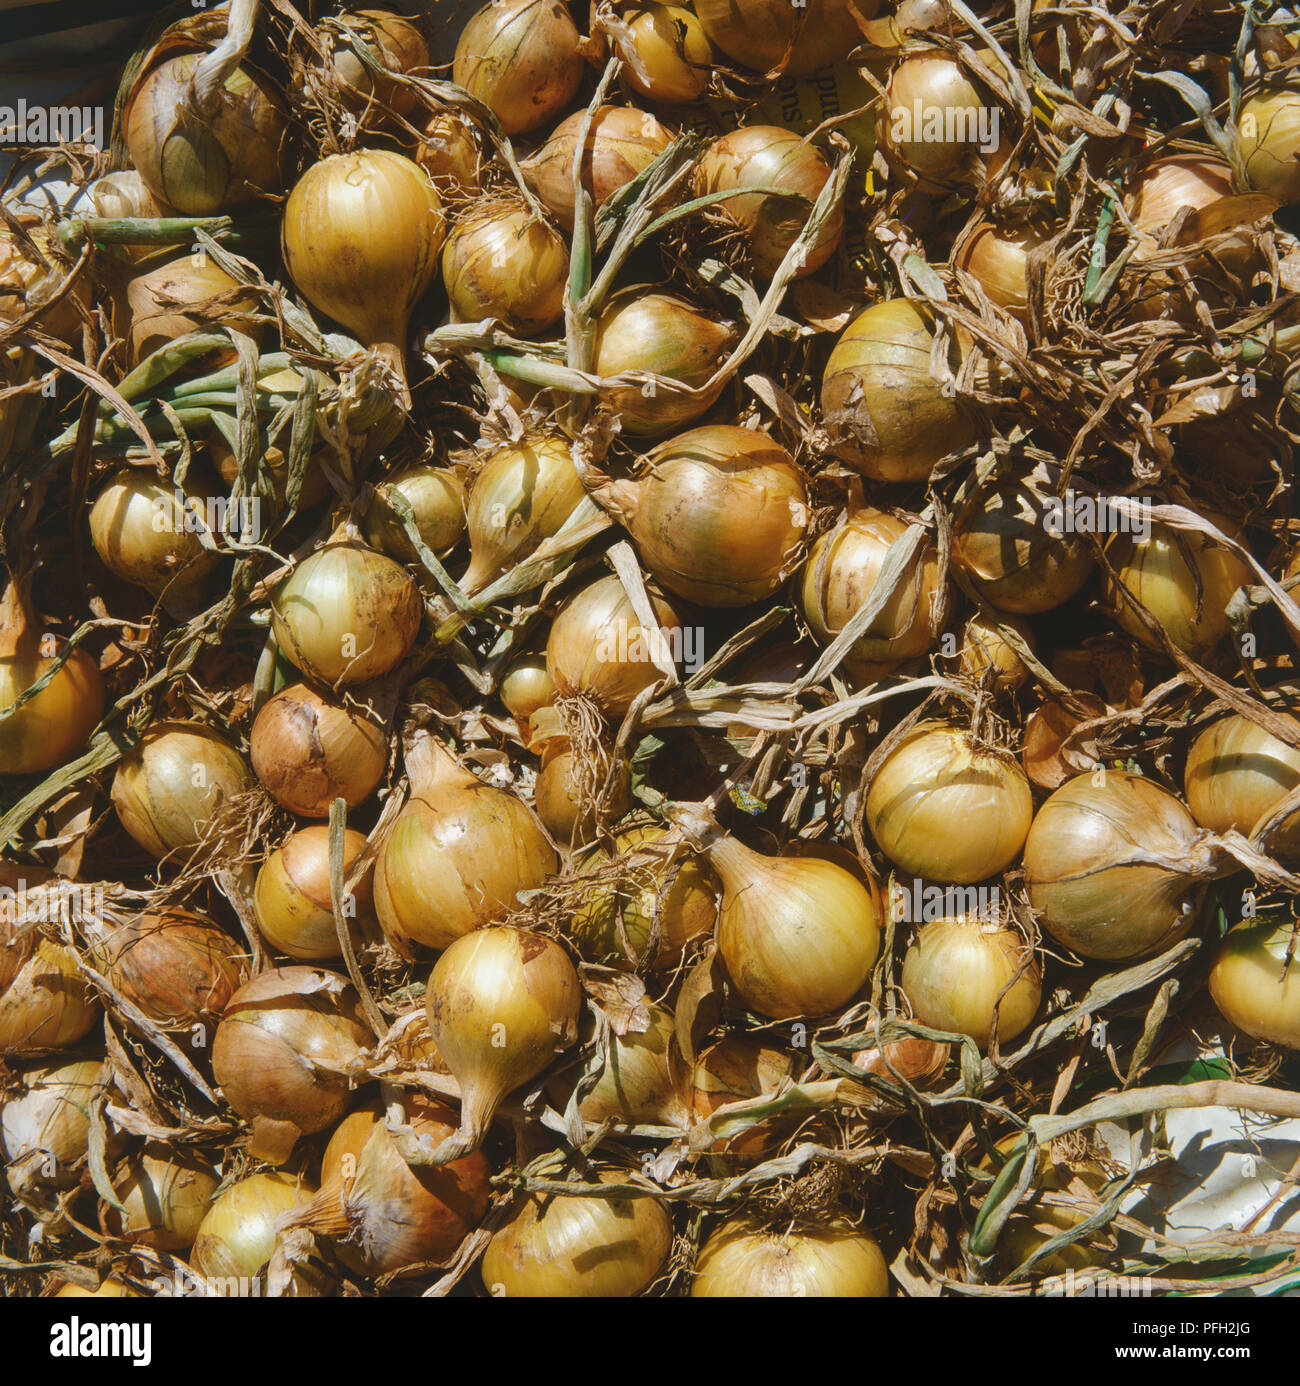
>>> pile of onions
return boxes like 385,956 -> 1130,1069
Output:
461,435 -> 585,596
255,825 -> 375,961
374,734 -> 556,954
591,290 -> 737,435
692,0 -> 863,76
424,927 -> 581,1159
1209,918 -> 1300,1048
109,1145 -> 220,1251
250,683 -> 387,817
211,966 -> 371,1163
691,1218 -> 889,1297
880,53 -> 1005,191
442,197 -> 569,336
111,720 -> 252,859
901,915 -> 1041,1046
192,1171 -> 319,1286
120,254 -> 262,365
546,573 -> 683,718
482,1172 -> 673,1296
550,1001 -> 687,1127
0,1058 -> 103,1198
612,4 -> 712,104
956,611 -> 1034,691
271,532 -> 423,685
522,106 -> 673,231
864,722 -> 1033,884
800,507 -> 941,681
281,151 -> 444,401
694,127 -> 842,280
1183,710 -> 1300,837
821,299 -> 973,481
1023,770 -> 1225,961
453,0 -> 583,135
364,464 -> 466,564
1240,87 -> 1300,204
690,1034 -> 800,1157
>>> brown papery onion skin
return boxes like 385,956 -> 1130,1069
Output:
192,1171 -> 319,1288
844,1036 -> 950,1109
1023,770 -> 1220,961
415,112 -> 483,203
1209,919 -> 1300,1048
692,1218 -> 890,1297
453,0 -> 583,135
482,1172 -> 673,1296
1128,153 -> 1235,239
250,683 -> 387,818
693,0 -> 870,76
0,903 -> 100,1055
0,1059 -> 103,1198
254,825 -> 375,961
1184,711 -> 1300,836
901,915 -> 1041,1047
690,1034 -> 800,1158
865,722 -> 1033,884
120,254 -> 262,365
441,198 -> 568,337
329,10 -> 428,118
374,734 -> 557,954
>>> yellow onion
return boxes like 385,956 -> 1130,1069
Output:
424,926 -> 581,1159
1209,918 -> 1300,1048
901,915 -> 1041,1047
1129,152 -> 1236,237
453,0 -> 583,135
821,299 -> 973,481
865,722 -> 1033,884
1023,770 -> 1223,961
120,253 -> 262,365
1184,710 -> 1300,837
1240,87 -> 1300,204
108,1145 -> 220,1251
690,1034 -> 800,1158
461,435 -> 586,596
293,1092 -> 491,1277
599,425 -> 807,607
250,683 -> 387,817
800,507 -> 941,682
955,611 -> 1034,691
192,1171 -> 318,1285
375,735 -> 556,954
546,573 -> 684,717
0,219 -> 88,342
592,290 -> 738,435
534,738 -> 632,845
416,111 -> 484,202
694,127 -> 842,280
207,432 -> 331,513
327,10 -> 427,117
951,473 -> 1095,614
692,1218 -> 889,1297
570,826 -> 718,970
123,44 -> 289,214
500,654 -> 556,734
550,1002 -> 687,1126
255,825 -> 376,961
281,151 -> 444,401
89,468 -> 225,614
272,534 -> 422,685
0,914 -> 98,1057
522,106 -> 673,231
0,583 -> 103,776
482,1171 -> 672,1296
693,0 -> 869,76
442,196 -> 569,336
843,1035 -> 950,1109
1105,516 -> 1251,659
953,221 -> 1049,323
364,464 -> 466,564
112,720 -> 252,859
879,53 -> 1007,191
613,5 -> 712,104
211,966 -> 371,1163
0,1059 -> 103,1198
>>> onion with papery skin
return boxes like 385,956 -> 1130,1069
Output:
295,1092 -> 491,1277
550,1002 -> 687,1127
522,106 -> 673,231
693,0 -> 870,76
0,219 -> 88,343
534,738 -> 632,844
1209,918 -> 1300,1048
424,927 -> 581,1161
250,683 -> 387,817
614,5 -> 712,104
956,611 -> 1034,691
121,253 -> 262,365
109,1145 -> 220,1251
1184,710 -> 1300,836
1240,87 -> 1300,204
416,111 -> 483,202
1023,770 -> 1223,961
953,221 -> 1049,323
364,464 -> 466,565
599,425 -> 808,607
1,1059 -> 102,1199
207,431 -> 331,513
374,734 -> 557,954
1129,153 -> 1235,237
880,53 -> 1006,192
821,299 -> 973,481
865,722 -> 1033,884
500,654 -> 555,735
327,10 -> 427,118
461,435 -> 585,597
951,473 -> 1095,614
281,151 -> 444,402
843,1036 -> 950,1109
442,197 -> 569,336
211,967 -> 371,1163
800,507 -> 941,682
453,0 -> 583,135
592,290 -> 738,435
694,127 -> 843,280
111,720 -> 252,859
690,1034 -> 799,1157
482,1171 -> 672,1297
255,825 -> 375,961
546,573 -> 684,717
192,1171 -> 318,1288
692,1218 -> 889,1297
901,915 -> 1041,1046
272,535 -> 422,685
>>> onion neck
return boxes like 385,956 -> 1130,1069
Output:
592,477 -> 641,528
0,579 -> 37,661
404,730 -> 476,797
370,339 -> 412,411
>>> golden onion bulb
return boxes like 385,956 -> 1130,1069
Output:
601,425 -> 808,607
453,0 -> 584,135
1128,152 -> 1235,237
953,221 -> 1049,323
693,0 -> 870,76
121,253 -> 262,365
500,654 -> 556,733
879,53 -> 1006,191
255,825 -> 375,960
614,5 -> 712,104
821,299 -> 974,481
0,1058 -> 103,1197
549,1001 -> 687,1127
534,738 -> 632,845
416,111 -> 483,203
109,1145 -> 220,1251
901,914 -> 1041,1047
327,9 -> 427,117
1240,87 -> 1300,204
864,722 -> 1033,884
1184,711 -> 1300,837
955,611 -> 1034,691
192,1171 -> 318,1286
689,1033 -> 800,1158
692,1218 -> 889,1297
364,464 -> 466,564
482,1171 -> 673,1296
1209,918 -> 1300,1048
